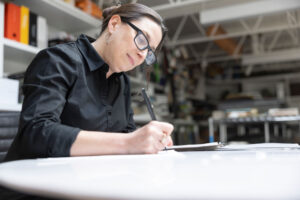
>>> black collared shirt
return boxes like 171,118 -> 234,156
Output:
5,34 -> 136,161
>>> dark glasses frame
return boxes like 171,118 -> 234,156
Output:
123,20 -> 157,65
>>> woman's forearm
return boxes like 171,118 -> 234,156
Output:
70,121 -> 174,156
70,130 -> 131,156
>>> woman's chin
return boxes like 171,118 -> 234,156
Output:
116,64 -> 132,73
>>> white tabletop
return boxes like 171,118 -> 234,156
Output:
1,144 -> 300,200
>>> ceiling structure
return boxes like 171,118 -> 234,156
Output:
101,0 -> 300,77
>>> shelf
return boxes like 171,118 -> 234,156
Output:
186,94 -> 203,101
218,98 -> 283,110
172,119 -> 195,125
133,113 -> 151,124
286,95 -> 300,102
214,115 -> 300,123
0,103 -> 22,112
14,0 -> 102,33
206,79 -> 240,85
153,83 -> 165,91
3,38 -> 41,73
129,76 -> 166,91
206,72 -> 300,85
171,119 -> 208,126
4,38 -> 40,58
129,76 -> 146,86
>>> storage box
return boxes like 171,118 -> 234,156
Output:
75,0 -> 102,19
64,0 -> 75,6
0,78 -> 19,105
268,108 -> 299,116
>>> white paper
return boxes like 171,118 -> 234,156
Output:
221,143 -> 300,150
165,142 -> 221,151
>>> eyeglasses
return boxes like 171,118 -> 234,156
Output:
124,21 -> 156,65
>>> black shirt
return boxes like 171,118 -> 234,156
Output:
4,34 -> 136,162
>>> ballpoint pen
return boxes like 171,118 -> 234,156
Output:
141,88 -> 156,120
141,88 -> 168,150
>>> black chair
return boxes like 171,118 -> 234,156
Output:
0,112 -> 20,162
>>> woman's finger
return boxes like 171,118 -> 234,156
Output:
149,121 -> 174,135
167,136 -> 173,146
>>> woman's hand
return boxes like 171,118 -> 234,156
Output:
126,121 -> 174,154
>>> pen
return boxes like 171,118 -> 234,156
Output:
141,88 -> 156,120
141,88 -> 167,150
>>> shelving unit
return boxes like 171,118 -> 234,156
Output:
4,38 -> 40,56
205,71 -> 300,112
209,115 -> 300,144
186,94 -> 203,101
0,0 -> 102,111
0,0 -> 102,76
128,76 -> 146,87
128,75 -> 166,92
206,72 -> 300,85
13,0 -> 101,33
287,95 -> 300,101
133,113 -> 152,124
3,38 -> 41,74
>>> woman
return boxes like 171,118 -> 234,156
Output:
1,3 -> 174,200
5,3 -> 173,161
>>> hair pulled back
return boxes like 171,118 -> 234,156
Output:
100,3 -> 167,51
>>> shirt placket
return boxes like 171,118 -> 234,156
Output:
102,74 -> 113,131
107,105 -> 113,129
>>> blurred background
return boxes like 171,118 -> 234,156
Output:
1,0 -> 300,149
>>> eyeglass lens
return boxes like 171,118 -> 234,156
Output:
134,32 -> 156,65
135,34 -> 148,50
145,50 -> 155,65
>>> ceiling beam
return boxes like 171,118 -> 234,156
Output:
267,31 -> 282,52
190,14 -> 206,36
185,46 -> 300,65
172,15 -> 188,42
185,54 -> 240,65
201,0 -> 300,24
242,48 -> 300,65
167,23 -> 300,47
151,0 -> 208,19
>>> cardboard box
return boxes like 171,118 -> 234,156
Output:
75,0 -> 102,19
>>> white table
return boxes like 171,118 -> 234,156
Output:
1,144 -> 300,200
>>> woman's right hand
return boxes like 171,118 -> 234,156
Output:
127,121 -> 174,154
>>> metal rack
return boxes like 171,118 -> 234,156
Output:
209,115 -> 300,143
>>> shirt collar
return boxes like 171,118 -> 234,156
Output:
76,34 -> 108,72
76,34 -> 124,77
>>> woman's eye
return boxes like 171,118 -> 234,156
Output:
136,34 -> 147,46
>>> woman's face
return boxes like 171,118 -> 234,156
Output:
107,15 -> 163,73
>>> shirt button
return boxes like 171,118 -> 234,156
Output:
108,111 -> 112,115
47,149 -> 52,156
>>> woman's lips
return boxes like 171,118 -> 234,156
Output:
127,54 -> 135,66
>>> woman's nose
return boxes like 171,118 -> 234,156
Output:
137,49 -> 148,60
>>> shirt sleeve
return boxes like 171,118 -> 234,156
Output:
124,107 -> 136,133
18,46 -> 81,158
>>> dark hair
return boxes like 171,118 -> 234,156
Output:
100,3 -> 167,52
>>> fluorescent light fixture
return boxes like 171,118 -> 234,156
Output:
242,48 -> 300,65
201,0 -> 300,24
152,0 -> 209,19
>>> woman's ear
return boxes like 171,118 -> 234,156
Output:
107,15 -> 122,34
